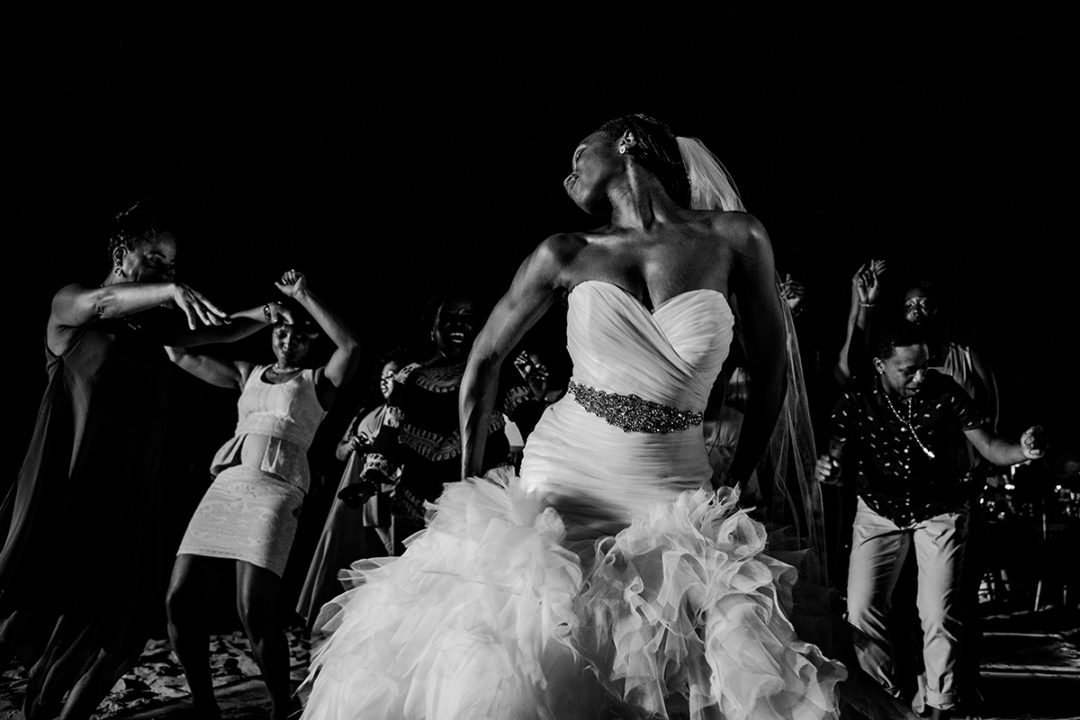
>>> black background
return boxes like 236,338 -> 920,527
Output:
5,6 -> 1079,609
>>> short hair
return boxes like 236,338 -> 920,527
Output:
873,320 -> 926,360
904,279 -> 937,301
597,113 -> 691,207
377,345 -> 413,370
274,299 -> 320,336
421,291 -> 478,334
367,345 -> 414,400
107,199 -> 170,259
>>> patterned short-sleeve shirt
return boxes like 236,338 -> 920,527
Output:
829,371 -> 988,524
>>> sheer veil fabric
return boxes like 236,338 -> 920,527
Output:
679,138 -> 922,720
677,136 -> 827,585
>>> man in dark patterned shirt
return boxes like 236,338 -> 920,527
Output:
815,322 -> 1045,720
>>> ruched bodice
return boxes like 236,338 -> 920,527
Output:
567,280 -> 733,410
521,280 -> 735,531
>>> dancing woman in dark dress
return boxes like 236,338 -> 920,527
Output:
0,205 -> 284,720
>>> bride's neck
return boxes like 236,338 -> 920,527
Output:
608,165 -> 678,230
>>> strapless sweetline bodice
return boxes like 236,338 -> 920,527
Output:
519,280 -> 735,530
565,279 -> 733,411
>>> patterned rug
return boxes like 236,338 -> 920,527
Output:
0,628 -> 312,719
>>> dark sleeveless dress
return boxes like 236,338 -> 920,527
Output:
0,318 -> 170,681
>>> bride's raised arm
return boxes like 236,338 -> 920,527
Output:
459,234 -> 582,479
724,214 -> 788,492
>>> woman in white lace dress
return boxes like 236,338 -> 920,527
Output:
166,269 -> 359,720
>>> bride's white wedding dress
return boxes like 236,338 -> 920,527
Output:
302,279 -> 845,720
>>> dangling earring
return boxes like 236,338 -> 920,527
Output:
618,145 -> 628,155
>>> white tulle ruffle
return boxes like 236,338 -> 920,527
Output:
571,486 -> 844,720
302,468 -> 845,720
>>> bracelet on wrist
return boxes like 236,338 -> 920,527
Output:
858,302 -> 875,308
263,303 -> 273,323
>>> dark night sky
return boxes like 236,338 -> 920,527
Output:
6,6 -> 1080,477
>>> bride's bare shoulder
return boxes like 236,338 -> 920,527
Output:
530,233 -> 590,274
703,211 -> 770,253
702,209 -> 760,234
537,232 -> 589,261
513,232 -> 592,291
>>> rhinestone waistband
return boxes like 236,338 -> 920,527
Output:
567,380 -> 703,434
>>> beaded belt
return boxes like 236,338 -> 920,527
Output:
567,380 -> 703,434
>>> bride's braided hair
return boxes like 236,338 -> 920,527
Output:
598,114 -> 691,208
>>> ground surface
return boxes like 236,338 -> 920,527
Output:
2,607 -> 1078,719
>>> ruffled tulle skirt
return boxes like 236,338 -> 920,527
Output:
301,469 -> 846,720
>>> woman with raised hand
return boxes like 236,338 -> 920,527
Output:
0,202 -> 275,720
165,269 -> 358,720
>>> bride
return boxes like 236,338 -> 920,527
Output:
302,114 -> 846,719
